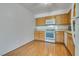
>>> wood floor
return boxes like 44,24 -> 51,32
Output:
4,40 -> 72,56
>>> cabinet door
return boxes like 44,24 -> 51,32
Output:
56,14 -> 69,24
34,31 -> 40,40
34,31 -> 45,41
67,34 -> 75,56
74,3 -> 76,17
39,31 -> 45,41
36,18 -> 45,25
56,31 -> 64,43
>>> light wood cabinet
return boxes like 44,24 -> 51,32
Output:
73,3 -> 76,17
56,14 -> 70,25
67,33 -> 75,56
34,31 -> 40,40
67,10 -> 71,24
71,3 -> 76,18
56,31 -> 64,43
36,16 -> 55,25
71,3 -> 76,17
36,18 -> 45,25
39,31 -> 45,41
36,14 -> 70,25
34,31 -> 45,41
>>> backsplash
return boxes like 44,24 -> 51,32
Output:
35,25 -> 69,31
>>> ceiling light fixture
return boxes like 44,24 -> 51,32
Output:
40,3 -> 53,6
43,3 -> 49,5
40,3 -> 49,6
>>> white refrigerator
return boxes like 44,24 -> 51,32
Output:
72,3 -> 79,56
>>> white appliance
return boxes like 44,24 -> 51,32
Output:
46,19 -> 55,24
71,3 -> 79,56
45,19 -> 56,42
45,30 -> 55,42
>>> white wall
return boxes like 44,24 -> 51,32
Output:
0,3 -> 34,55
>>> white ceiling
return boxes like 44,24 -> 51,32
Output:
20,3 -> 72,15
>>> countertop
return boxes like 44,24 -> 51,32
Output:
65,31 -> 72,34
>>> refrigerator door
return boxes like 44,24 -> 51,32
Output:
76,3 -> 79,17
75,18 -> 79,56
75,3 -> 79,56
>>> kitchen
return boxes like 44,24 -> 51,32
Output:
34,11 -> 70,43
0,3 -> 77,56
34,3 -> 75,55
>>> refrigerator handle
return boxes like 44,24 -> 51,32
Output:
71,18 -> 75,45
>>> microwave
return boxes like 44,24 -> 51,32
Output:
45,19 -> 55,25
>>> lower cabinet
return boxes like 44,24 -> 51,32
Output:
56,31 -> 64,43
34,31 -> 45,41
66,33 -> 75,56
34,31 -> 64,43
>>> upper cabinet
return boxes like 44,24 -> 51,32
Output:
36,16 -> 55,25
55,14 -> 70,25
74,4 -> 76,17
36,18 -> 45,25
36,13 -> 70,25
71,3 -> 76,18
71,3 -> 79,18
36,14 -> 70,25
